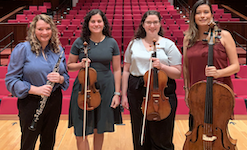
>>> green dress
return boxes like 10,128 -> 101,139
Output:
68,37 -> 122,136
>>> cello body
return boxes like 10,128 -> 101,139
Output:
183,81 -> 237,150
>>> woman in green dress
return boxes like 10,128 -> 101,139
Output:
67,9 -> 122,150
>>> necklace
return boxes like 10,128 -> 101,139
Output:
90,35 -> 105,46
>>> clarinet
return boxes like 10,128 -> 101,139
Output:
29,51 -> 64,131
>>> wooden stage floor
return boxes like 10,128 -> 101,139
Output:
0,114 -> 247,150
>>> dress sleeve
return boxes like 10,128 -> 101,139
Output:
5,43 -> 31,98
70,37 -> 83,55
112,38 -> 120,56
59,46 -> 70,91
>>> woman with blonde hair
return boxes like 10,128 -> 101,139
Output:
5,14 -> 69,150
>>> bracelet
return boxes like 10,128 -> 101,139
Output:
183,86 -> 189,90
114,92 -> 121,96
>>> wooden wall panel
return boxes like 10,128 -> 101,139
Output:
218,21 -> 247,44
0,23 -> 28,47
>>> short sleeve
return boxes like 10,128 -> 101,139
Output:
70,37 -> 83,55
167,42 -> 182,66
112,38 -> 120,56
124,40 -> 134,63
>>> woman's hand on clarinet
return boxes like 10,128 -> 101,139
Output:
80,58 -> 91,68
47,72 -> 62,83
205,66 -> 220,79
152,58 -> 162,69
111,95 -> 120,108
37,85 -> 53,97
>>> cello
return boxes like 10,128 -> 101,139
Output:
140,39 -> 171,145
183,21 -> 237,150
77,41 -> 101,139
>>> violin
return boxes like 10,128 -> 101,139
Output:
183,21 -> 237,149
77,42 -> 101,139
140,39 -> 171,145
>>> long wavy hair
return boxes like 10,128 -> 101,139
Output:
186,0 -> 214,47
81,9 -> 111,43
26,14 -> 60,55
134,10 -> 164,39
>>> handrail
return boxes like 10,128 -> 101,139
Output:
233,31 -> 247,64
221,4 -> 247,21
54,0 -> 71,23
0,6 -> 26,23
0,32 -> 14,65
176,0 -> 190,18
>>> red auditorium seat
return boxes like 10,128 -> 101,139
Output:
61,19 -> 71,26
69,10 -> 78,16
165,19 -> 175,25
162,14 -> 171,20
29,6 -> 38,12
173,30 -> 184,37
26,14 -> 35,21
57,25 -> 67,32
0,97 -> 18,114
211,4 -> 218,12
179,24 -> 189,31
0,66 -> 7,79
64,45 -> 72,55
171,14 -> 181,20
23,10 -> 32,15
67,25 -> 78,32
0,79 -> 11,96
62,30 -> 74,37
43,2 -> 51,9
168,24 -> 179,31
221,13 -> 232,20
232,79 -> 247,99
16,14 -> 26,20
69,37 -> 77,45
38,6 -> 47,13
8,20 -> 18,23
59,37 -> 69,47
66,14 -> 75,20
74,30 -> 81,37
71,19 -> 81,26
175,19 -> 186,25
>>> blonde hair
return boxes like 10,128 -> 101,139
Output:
26,14 -> 60,55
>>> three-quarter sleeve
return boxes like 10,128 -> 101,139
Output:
5,43 -> 31,98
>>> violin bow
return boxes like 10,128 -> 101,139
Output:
140,39 -> 157,145
83,41 -> 89,140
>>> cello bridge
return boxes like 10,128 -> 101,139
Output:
202,134 -> 217,142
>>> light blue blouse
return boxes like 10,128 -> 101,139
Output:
5,41 -> 69,99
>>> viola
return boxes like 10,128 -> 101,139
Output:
183,21 -> 237,150
140,39 -> 171,145
77,42 -> 101,111
77,41 -> 101,139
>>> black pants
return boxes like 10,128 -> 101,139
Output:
127,75 -> 177,150
18,87 -> 62,150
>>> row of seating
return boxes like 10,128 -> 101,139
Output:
1,77 -> 247,115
